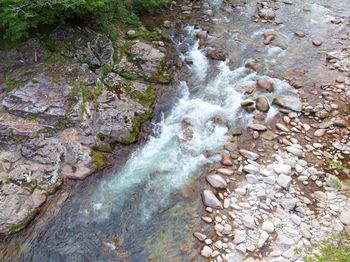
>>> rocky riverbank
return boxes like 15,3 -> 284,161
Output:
0,19 -> 175,234
187,0 -> 350,261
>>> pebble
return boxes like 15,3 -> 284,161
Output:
314,129 -> 326,137
206,175 -> 228,189
243,164 -> 259,174
243,215 -> 255,229
339,210 -> 350,225
257,231 -> 269,248
273,164 -> 292,175
202,190 -> 223,209
201,245 -> 213,258
239,149 -> 260,161
277,174 -> 292,188
312,40 -> 322,46
217,168 -> 234,176
194,232 -> 207,241
262,221 -> 275,233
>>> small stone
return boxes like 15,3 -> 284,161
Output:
206,175 -> 227,189
262,130 -> 277,141
257,231 -> 269,248
273,164 -> 292,175
276,123 -> 289,132
234,230 -> 247,244
243,164 -> 259,174
243,215 -> 255,229
194,232 -> 206,241
202,190 -> 223,209
248,123 -> 267,131
286,146 -> 304,157
201,246 -> 213,258
339,210 -> 350,225
277,174 -> 292,189
239,149 -> 259,161
257,79 -> 275,92
217,168 -> 234,176
255,96 -> 270,112
314,129 -> 326,137
262,221 -> 275,233
295,31 -> 305,37
221,154 -> 233,166
312,40 -> 322,46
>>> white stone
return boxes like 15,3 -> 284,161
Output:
273,164 -> 292,175
257,230 -> 269,248
243,215 -> 255,229
262,221 -> 275,233
277,174 -> 292,188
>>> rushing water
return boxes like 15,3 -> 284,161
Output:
2,0 -> 350,261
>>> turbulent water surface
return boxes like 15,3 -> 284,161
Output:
2,0 -> 350,261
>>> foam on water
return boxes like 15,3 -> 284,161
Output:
76,22 -> 297,226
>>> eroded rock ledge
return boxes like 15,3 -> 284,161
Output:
0,25 -> 173,234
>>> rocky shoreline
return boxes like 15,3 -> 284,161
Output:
0,19 -> 176,234
187,0 -> 350,261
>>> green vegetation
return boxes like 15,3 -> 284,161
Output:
326,158 -> 350,175
295,234 -> 350,262
90,150 -> 107,170
93,82 -> 104,111
0,0 -> 170,41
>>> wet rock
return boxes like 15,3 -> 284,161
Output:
259,8 -> 276,20
221,154 -> 233,166
205,47 -> 227,61
194,232 -> 206,241
272,96 -> 302,112
263,32 -> 276,45
312,40 -> 322,46
255,96 -> 270,112
276,123 -> 289,132
257,79 -> 275,92
295,31 -> 305,37
202,190 -> 223,209
0,183 -> 46,234
206,175 -> 227,189
239,149 -> 259,161
196,31 -> 208,48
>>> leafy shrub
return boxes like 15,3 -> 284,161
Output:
0,0 -> 170,40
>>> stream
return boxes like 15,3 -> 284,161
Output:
1,0 -> 350,261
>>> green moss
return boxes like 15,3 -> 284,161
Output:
148,58 -> 172,84
69,80 -> 80,100
122,110 -> 153,144
129,85 -> 156,108
326,158 -> 350,175
8,208 -> 39,234
26,114 -> 39,122
99,143 -> 113,153
9,135 -> 27,143
90,150 -> 107,170
4,75 -> 20,93
295,234 -> 350,262
93,82 -> 104,111
41,177 -> 63,196
120,71 -> 139,80
100,64 -> 113,78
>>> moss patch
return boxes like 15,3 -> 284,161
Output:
90,150 -> 107,170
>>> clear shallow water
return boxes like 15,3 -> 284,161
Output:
2,0 -> 347,261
